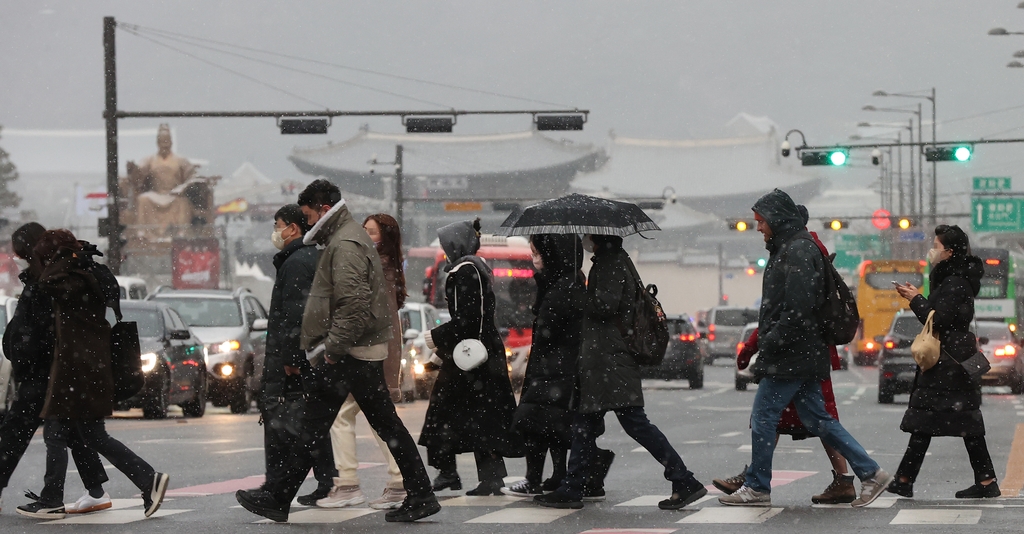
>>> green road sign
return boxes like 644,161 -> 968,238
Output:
832,234 -> 889,272
972,197 -> 1024,232
973,177 -> 1012,191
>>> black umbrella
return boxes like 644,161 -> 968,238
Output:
498,193 -> 661,237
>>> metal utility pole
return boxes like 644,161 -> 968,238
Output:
930,88 -> 937,225
103,16 -> 122,274
897,131 -> 904,215
394,144 -> 404,229
907,120 -> 916,219
717,243 -> 725,305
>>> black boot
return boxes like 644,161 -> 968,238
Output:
384,493 -> 441,522
583,449 -> 615,501
955,481 -> 1001,499
431,471 -> 462,491
466,480 -> 504,496
296,483 -> 332,506
236,489 -> 289,522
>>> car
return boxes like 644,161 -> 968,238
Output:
699,306 -> 759,363
397,302 -> 445,401
149,288 -> 267,413
0,296 -> 20,414
116,276 -> 149,300
976,320 -> 1024,394
877,311 -> 923,404
735,322 -> 759,390
107,301 -> 208,418
641,315 -> 705,389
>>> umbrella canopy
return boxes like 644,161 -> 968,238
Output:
498,193 -> 661,237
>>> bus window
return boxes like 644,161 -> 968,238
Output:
854,260 -> 924,365
864,272 -> 922,289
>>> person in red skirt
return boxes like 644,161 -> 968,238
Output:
711,228 -> 855,505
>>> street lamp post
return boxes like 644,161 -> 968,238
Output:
873,89 -> 937,225
862,104 -> 924,216
859,121 -> 915,218
850,133 -> 897,211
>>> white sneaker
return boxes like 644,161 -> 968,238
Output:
852,468 -> 893,508
66,491 -> 112,514
717,485 -> 772,507
316,485 -> 366,508
368,487 -> 406,510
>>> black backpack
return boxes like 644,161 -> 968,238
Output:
803,238 -> 859,346
622,258 -> 670,366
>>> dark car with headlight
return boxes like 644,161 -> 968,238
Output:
877,311 -> 923,404
640,315 -> 705,388
108,301 -> 207,419
976,320 -> 1024,393
149,288 -> 267,413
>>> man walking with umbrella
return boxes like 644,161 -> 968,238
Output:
503,194 -> 706,511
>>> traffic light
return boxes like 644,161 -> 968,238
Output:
892,217 -> 917,230
801,149 -> 848,166
756,257 -> 767,269
925,145 -> 972,162
745,266 -> 757,276
728,219 -> 753,231
825,219 -> 849,231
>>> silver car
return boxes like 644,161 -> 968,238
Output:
149,288 -> 267,413
398,302 -> 445,401
702,306 -> 759,363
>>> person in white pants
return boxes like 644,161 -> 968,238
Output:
317,214 -> 408,510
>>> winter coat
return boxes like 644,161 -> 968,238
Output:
900,254 -> 987,437
263,238 -> 319,400
37,248 -> 115,420
420,221 -> 518,456
2,270 -> 56,383
381,259 -> 403,392
751,189 -> 831,381
577,239 -> 644,414
512,234 -> 583,447
300,202 -> 393,361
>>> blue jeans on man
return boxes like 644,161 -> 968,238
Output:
747,378 -> 879,493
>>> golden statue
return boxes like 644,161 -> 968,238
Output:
123,124 -> 216,241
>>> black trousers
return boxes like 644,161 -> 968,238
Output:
0,379 -> 105,495
429,449 -> 508,484
562,407 -> 697,498
70,419 -> 156,494
269,357 -> 432,504
524,444 -> 566,486
896,433 -> 996,484
260,373 -> 336,489
39,419 -> 110,505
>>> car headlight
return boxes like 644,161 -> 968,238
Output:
414,362 -> 425,375
207,340 -> 241,355
140,352 -> 158,373
220,363 -> 234,377
408,345 -> 420,357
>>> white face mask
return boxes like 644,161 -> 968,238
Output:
271,229 -> 286,250
13,257 -> 28,271
926,247 -> 946,265
581,235 -> 595,253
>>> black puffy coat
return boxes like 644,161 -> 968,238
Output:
420,221 -> 518,456
751,189 -> 831,381
512,234 -> 584,448
2,270 -> 56,384
901,254 -> 986,437
263,238 -> 319,399
577,236 -> 644,414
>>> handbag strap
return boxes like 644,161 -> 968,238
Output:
922,310 -> 935,338
450,261 -> 485,339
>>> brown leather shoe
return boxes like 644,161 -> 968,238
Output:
712,465 -> 747,495
812,469 -> 856,504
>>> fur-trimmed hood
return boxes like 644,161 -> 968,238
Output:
303,200 -> 348,246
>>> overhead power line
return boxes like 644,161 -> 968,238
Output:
120,22 -> 570,108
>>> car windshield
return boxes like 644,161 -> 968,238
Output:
714,309 -> 758,327
106,308 -> 163,338
891,316 -> 923,338
865,272 -> 923,290
155,297 -> 242,327
402,309 -> 423,332
976,322 -> 1014,342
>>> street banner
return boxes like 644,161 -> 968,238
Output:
172,238 -> 220,290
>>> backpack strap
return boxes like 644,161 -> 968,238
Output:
449,261 -> 485,339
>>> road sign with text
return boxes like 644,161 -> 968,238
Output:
972,197 -> 1024,232
973,177 -> 1012,191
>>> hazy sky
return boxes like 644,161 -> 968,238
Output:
2,1 -> 1023,193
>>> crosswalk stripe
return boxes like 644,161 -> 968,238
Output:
578,529 -> 678,534
889,509 -> 981,525
615,495 -> 716,507
812,497 -> 898,509
44,509 -> 190,524
465,507 -> 579,523
255,508 -> 377,524
677,507 -> 783,524
442,495 -> 525,507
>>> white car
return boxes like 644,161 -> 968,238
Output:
0,296 -> 21,413
397,302 -> 445,401
116,276 -> 149,300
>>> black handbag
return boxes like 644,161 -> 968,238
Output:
943,349 -> 991,386
110,300 -> 144,402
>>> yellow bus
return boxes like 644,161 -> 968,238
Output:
852,259 -> 925,366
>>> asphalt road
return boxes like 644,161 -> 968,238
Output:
2,362 -> 1024,533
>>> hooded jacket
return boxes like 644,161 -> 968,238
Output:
512,234 -> 584,446
300,202 -> 392,362
901,253 -> 987,437
420,220 -> 518,456
751,189 -> 831,381
264,237 -> 320,396
2,270 -> 56,383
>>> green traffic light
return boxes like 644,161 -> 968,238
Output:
756,258 -> 767,268
953,146 -> 972,162
829,151 -> 848,166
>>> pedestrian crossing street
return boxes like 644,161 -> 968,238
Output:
27,493 -> 1024,526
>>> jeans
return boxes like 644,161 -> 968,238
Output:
331,394 -> 403,489
268,357 -> 431,504
39,420 -> 110,505
747,378 -> 879,493
896,434 -> 996,485
561,407 -> 697,498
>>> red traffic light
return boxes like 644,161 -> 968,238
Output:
872,209 -> 891,230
